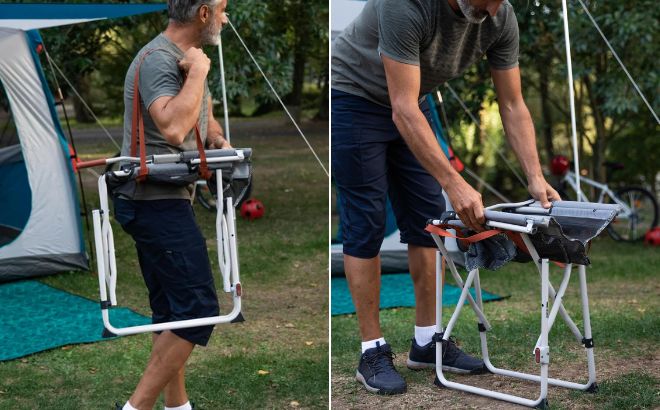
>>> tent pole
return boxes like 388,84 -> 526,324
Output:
560,0 -> 581,199
43,45 -> 94,268
217,34 -> 231,143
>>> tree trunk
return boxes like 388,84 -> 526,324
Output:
583,75 -> 608,184
288,49 -> 306,122
316,70 -> 329,120
73,75 -> 94,123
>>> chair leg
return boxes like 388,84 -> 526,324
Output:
579,264 -> 598,391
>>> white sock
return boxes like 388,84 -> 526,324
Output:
361,337 -> 387,353
123,402 -> 138,410
414,325 -> 436,346
164,402 -> 192,410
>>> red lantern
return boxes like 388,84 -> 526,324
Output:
240,199 -> 265,221
550,155 -> 570,176
644,227 -> 660,246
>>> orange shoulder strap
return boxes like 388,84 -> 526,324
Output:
131,48 -> 212,182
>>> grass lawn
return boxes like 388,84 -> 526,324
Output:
0,121 -> 329,409
331,238 -> 660,409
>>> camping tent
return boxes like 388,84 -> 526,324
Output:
0,4 -> 167,282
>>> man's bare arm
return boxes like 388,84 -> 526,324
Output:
382,55 -> 485,231
206,96 -> 231,149
491,67 -> 560,207
148,47 -> 210,146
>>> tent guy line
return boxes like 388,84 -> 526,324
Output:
227,18 -> 329,177
45,51 -> 121,151
576,0 -> 658,125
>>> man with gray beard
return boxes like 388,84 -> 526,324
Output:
331,0 -> 560,395
114,1 -> 230,409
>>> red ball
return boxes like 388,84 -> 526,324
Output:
550,155 -> 570,176
644,227 -> 660,246
240,198 -> 265,221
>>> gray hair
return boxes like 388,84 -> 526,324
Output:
168,0 -> 220,24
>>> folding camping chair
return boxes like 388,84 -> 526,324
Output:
426,200 -> 620,409
80,148 -> 251,337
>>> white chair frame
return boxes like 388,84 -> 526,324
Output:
92,158 -> 245,337
429,225 -> 598,409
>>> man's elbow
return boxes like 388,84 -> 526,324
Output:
499,97 -> 527,116
391,103 -> 416,129
161,125 -> 187,146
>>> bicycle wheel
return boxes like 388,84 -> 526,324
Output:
607,186 -> 658,242
195,181 -> 217,212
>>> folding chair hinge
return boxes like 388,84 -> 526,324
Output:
432,332 -> 444,343
100,300 -> 112,310
582,337 -> 594,349
586,382 -> 599,393
535,398 -> 549,410
534,346 -> 550,364
477,323 -> 487,332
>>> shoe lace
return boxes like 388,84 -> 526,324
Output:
365,348 -> 397,374
441,336 -> 461,360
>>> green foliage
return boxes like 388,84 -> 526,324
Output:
11,0 -> 327,119
209,1 -> 292,112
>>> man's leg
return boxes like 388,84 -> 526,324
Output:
128,331 -> 195,409
344,255 -> 382,341
408,245 -> 439,327
153,333 -> 189,408
332,89 -> 405,394
386,125 -> 485,374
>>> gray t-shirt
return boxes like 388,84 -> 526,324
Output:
121,33 -> 210,200
331,0 -> 519,107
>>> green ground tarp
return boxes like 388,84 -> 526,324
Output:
0,280 -> 150,361
332,273 -> 506,315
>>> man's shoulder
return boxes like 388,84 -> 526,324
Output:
134,35 -> 181,67
491,1 -> 517,29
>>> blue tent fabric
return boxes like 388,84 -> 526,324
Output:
0,152 -> 31,235
0,281 -> 150,361
0,4 -> 167,20
331,273 -> 506,315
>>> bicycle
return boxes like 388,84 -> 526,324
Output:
551,156 -> 658,242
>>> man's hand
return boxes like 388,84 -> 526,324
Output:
444,177 -> 486,232
210,136 -> 232,149
527,176 -> 561,208
178,47 -> 211,76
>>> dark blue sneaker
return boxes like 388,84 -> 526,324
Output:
356,342 -> 407,395
406,337 -> 486,374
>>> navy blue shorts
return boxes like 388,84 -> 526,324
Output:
332,89 -> 445,258
114,198 -> 219,346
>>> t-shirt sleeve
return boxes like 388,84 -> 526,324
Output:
486,9 -> 519,70
138,51 -> 181,110
376,0 -> 428,65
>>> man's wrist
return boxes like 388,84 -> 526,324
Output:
210,135 -> 225,147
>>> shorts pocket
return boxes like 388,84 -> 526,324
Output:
332,142 -> 364,187
161,242 -> 213,289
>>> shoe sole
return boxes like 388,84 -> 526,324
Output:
355,370 -> 406,395
406,358 -> 487,375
